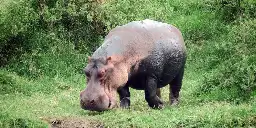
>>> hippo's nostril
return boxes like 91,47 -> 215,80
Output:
108,100 -> 111,108
90,100 -> 95,105
80,100 -> 86,108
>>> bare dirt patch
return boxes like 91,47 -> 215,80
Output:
42,117 -> 103,128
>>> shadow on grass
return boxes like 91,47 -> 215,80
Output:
78,110 -> 106,116
42,116 -> 104,128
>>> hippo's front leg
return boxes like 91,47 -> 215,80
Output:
117,85 -> 130,109
145,77 -> 164,109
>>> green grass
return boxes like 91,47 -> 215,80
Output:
0,0 -> 255,127
1,65 -> 256,127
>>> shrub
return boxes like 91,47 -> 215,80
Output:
0,113 -> 47,128
174,12 -> 226,42
101,0 -> 226,42
214,0 -> 256,23
0,0 -> 38,45
0,69 -> 32,95
5,31 -> 87,79
1,0 -> 106,67
0,0 -> 39,66
36,0 -> 106,52
101,0 -> 175,31
0,0 -> 105,78
197,19 -> 256,102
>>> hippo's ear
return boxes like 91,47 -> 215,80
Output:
107,56 -> 115,63
107,56 -> 111,61
106,56 -> 121,65
106,56 -> 115,65
88,56 -> 91,63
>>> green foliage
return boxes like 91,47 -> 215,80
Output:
174,11 -> 226,42
102,0 -> 175,30
6,31 -> 87,79
0,0 -> 256,127
0,69 -> 32,95
0,0 -> 39,66
102,0 -> 224,42
0,0 -> 38,45
214,0 -> 256,22
35,0 -> 106,52
0,69 -> 45,95
1,0 -> 105,67
0,113 -> 47,128
0,0 -> 102,79
197,19 -> 256,102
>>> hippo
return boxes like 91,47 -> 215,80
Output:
80,19 -> 186,111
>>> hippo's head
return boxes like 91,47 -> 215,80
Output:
80,56 -> 128,111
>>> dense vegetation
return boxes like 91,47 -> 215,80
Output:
0,0 -> 255,127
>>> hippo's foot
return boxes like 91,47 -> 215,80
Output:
170,97 -> 179,106
146,96 -> 164,109
120,97 -> 130,109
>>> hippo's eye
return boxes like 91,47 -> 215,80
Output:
97,70 -> 105,78
85,71 -> 91,78
106,67 -> 114,74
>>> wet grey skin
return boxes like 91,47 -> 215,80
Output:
80,19 -> 186,111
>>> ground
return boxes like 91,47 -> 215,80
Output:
1,0 -> 255,127
1,66 -> 256,128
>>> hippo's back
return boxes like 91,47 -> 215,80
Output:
93,19 -> 185,61
115,20 -> 186,89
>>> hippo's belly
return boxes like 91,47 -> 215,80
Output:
126,41 -> 185,90
126,67 -> 177,90
127,73 -> 147,90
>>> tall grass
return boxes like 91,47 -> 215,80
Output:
0,0 -> 255,127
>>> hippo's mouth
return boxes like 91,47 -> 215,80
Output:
108,99 -> 112,108
80,97 -> 113,111
104,88 -> 116,109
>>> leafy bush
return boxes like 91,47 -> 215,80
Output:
197,19 -> 256,102
0,69 -> 33,95
101,0 -> 226,43
174,12 -> 226,42
0,0 -> 38,45
0,0 -> 104,79
35,0 -> 106,52
214,0 -> 256,23
0,0 -> 39,66
101,0 -> 174,30
5,31 -> 88,79
0,0 -> 106,67
0,113 -> 47,128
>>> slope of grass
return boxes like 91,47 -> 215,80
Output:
0,0 -> 256,127
1,66 -> 256,127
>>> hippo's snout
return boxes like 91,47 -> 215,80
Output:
80,90 -> 113,111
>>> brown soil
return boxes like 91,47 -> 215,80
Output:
42,117 -> 104,128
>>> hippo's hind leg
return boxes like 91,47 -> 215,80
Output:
145,77 -> 164,109
169,67 -> 185,105
156,88 -> 161,98
117,85 -> 130,109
